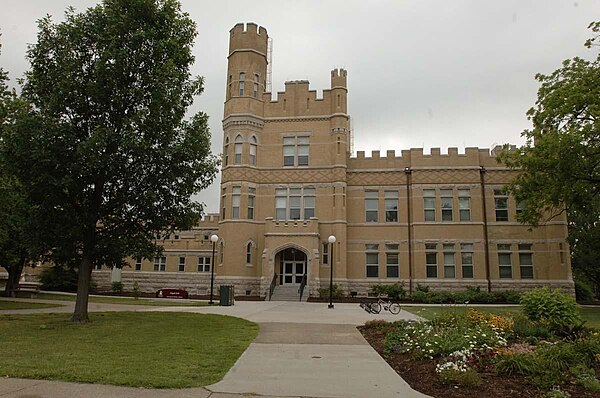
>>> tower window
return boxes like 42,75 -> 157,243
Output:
248,187 -> 255,220
253,74 -> 259,97
232,186 -> 241,219
249,136 -> 257,165
234,135 -> 243,164
239,72 -> 245,96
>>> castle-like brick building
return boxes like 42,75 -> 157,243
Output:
93,23 -> 573,299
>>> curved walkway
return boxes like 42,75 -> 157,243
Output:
0,299 -> 429,398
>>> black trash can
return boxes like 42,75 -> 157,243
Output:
219,285 -> 235,306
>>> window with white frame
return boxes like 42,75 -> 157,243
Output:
494,189 -> 509,221
460,243 -> 474,278
154,256 -> 166,272
366,244 -> 379,278
425,243 -> 438,278
253,73 -> 259,97
224,137 -> 229,166
178,256 -> 185,272
441,189 -> 453,221
365,191 -> 378,222
385,191 -> 398,222
443,243 -> 455,278
234,135 -> 243,164
385,243 -> 399,278
458,189 -> 471,221
275,187 -> 315,220
247,187 -> 255,220
239,72 -> 245,96
197,256 -> 211,272
246,242 -> 253,264
519,243 -> 533,279
249,136 -> 257,165
498,244 -> 512,278
135,257 -> 142,271
283,136 -> 309,166
232,186 -> 241,219
322,242 -> 329,266
423,189 -> 436,221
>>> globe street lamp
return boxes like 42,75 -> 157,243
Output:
328,235 -> 336,309
209,234 -> 219,304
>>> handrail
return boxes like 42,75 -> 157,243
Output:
268,273 -> 278,301
298,273 -> 307,302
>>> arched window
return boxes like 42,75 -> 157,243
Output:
249,136 -> 257,165
234,135 -> 243,164
246,242 -> 253,264
224,137 -> 230,166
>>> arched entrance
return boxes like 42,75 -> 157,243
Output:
278,247 -> 307,285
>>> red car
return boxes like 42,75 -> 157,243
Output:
155,288 -> 189,299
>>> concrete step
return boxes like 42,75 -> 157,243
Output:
270,285 -> 309,302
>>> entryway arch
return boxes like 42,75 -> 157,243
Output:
273,245 -> 309,286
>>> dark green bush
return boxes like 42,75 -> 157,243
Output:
574,278 -> 595,302
520,287 -> 581,331
39,265 -> 79,292
111,281 -> 123,293
439,368 -> 482,388
410,290 -> 428,303
493,289 -> 521,304
415,283 -> 430,293
318,284 -> 344,299
494,353 -> 537,376
370,283 -> 406,299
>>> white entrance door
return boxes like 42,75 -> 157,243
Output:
278,248 -> 307,285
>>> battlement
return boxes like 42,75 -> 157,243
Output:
349,147 -> 506,170
229,22 -> 268,55
331,68 -> 347,88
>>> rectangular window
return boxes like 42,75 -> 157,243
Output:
441,189 -> 453,222
283,136 -> 309,166
443,243 -> 455,278
423,189 -> 436,222
274,187 -> 315,220
253,73 -> 259,97
460,243 -> 474,278
425,243 -> 438,278
365,191 -> 378,222
322,242 -> 329,266
458,189 -> 471,221
135,257 -> 142,271
234,143 -> 242,164
249,142 -> 256,165
232,186 -> 241,219
154,256 -> 166,272
178,256 -> 185,272
248,188 -> 255,220
385,244 -> 399,278
519,243 -> 534,279
239,72 -> 245,96
366,244 -> 379,278
498,243 -> 512,278
385,191 -> 398,222
494,189 -> 509,221
221,187 -> 226,220
197,256 -> 211,272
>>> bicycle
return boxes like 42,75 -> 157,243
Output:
370,298 -> 401,314
359,300 -> 380,314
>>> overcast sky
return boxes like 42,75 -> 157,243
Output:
1,0 -> 598,212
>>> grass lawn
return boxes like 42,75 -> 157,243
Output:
0,300 -> 63,310
0,312 -> 258,388
403,305 -> 600,329
36,293 -> 208,307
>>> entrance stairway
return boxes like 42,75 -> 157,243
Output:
270,285 -> 308,302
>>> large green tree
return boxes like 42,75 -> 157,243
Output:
2,0 -> 218,321
500,22 -> 600,294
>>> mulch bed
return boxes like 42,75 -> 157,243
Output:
358,323 -> 599,398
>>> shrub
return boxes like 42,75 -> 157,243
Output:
111,281 -> 123,293
439,368 -> 482,388
574,278 -> 595,302
520,287 -> 581,331
415,283 -> 430,293
318,284 -> 344,299
543,390 -> 571,398
132,281 -> 141,300
455,286 -> 495,304
39,265 -> 79,292
493,289 -> 521,304
571,365 -> 600,392
512,313 -> 553,340
572,334 -> 600,367
494,353 -> 537,376
371,283 -> 406,300
410,290 -> 428,303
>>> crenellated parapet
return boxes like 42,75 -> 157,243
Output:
229,22 -> 268,56
349,147 -> 507,171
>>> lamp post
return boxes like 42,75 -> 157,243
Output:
328,235 -> 336,309
209,234 -> 218,304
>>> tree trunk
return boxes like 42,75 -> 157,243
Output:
72,255 -> 93,323
4,261 -> 25,297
